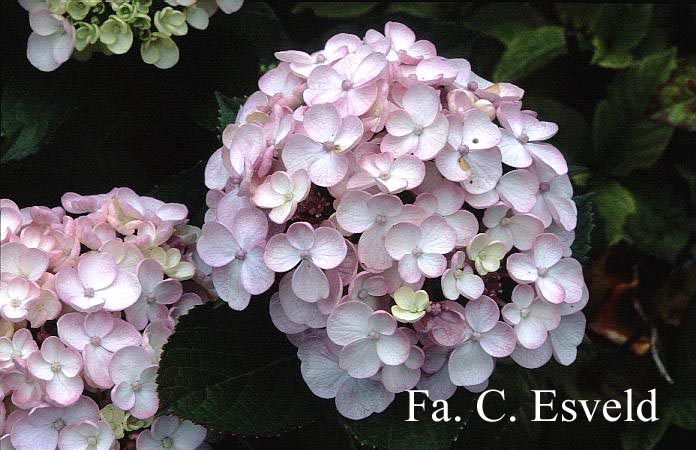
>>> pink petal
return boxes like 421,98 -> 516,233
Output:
382,363 -> 420,393
239,247 -> 274,295
335,191 -> 374,233
498,130 -> 532,168
46,373 -> 83,406
385,110 -> 415,137
309,151 -> 349,187
303,103 -> 341,143
497,169 -> 539,213
310,227 -> 347,269
353,52 -> 387,86
56,313 -> 89,350
211,262 -> 251,310
506,253 -> 538,283
511,340 -> 552,369
548,258 -> 584,304
375,331 -> 410,365
417,253 -> 447,278
385,222 -> 419,259
197,222 -> 239,267
339,338 -> 381,378
367,311 -> 396,335
464,296 -> 499,333
292,260 -> 330,302
413,115 -> 448,160
232,208 -> 268,249
480,322 -> 516,356
335,377 -> 394,420
99,271 -> 140,311
326,301 -> 373,345
448,342 -> 493,386
403,84 -> 439,126
84,345 -> 115,388
264,235 -> 300,272
78,252 -> 117,290
419,215 -> 456,254
536,276 -> 566,304
526,143 -> 567,175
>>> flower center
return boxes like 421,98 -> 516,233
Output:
453,269 -> 463,279
299,250 -> 310,260
472,331 -> 482,341
428,302 -> 442,315
378,171 -> 390,180
131,381 -> 142,392
459,144 -> 470,155
51,362 -> 62,373
11,349 -> 21,358
90,336 -> 102,346
539,182 -> 550,193
283,192 -> 294,202
375,215 -> 387,225
358,289 -> 369,300
10,298 -> 21,308
369,331 -> 380,340
412,248 -> 423,257
316,54 -> 326,63
341,80 -> 353,91
537,267 -> 549,277
519,133 -> 529,144
413,125 -> 424,136
467,81 -> 478,91
53,419 -> 65,431
87,436 -> 98,446
520,308 -> 529,318
235,249 -> 246,260
84,287 -> 95,298
146,293 -> 157,303
161,437 -> 174,449
500,217 -> 512,227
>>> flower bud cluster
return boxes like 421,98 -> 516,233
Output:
0,188 -> 214,449
19,0 -> 244,71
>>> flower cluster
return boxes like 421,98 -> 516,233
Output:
200,22 -> 589,420
0,189 -> 213,449
19,0 -> 244,71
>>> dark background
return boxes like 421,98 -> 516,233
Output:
2,2 -> 695,450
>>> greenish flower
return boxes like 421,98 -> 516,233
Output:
116,2 -> 139,23
135,0 -> 153,13
48,0 -> 67,15
131,13 -> 152,30
100,404 -> 126,439
123,413 -> 153,432
66,0 -> 91,21
108,0 -> 129,11
141,32 -> 180,69
91,1 -> 106,15
154,6 -> 188,36
74,22 -> 100,51
185,5 -> 210,31
99,16 -> 134,54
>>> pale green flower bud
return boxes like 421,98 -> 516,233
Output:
91,1 -> 106,15
135,0 -> 153,13
99,16 -> 134,54
185,5 -> 210,30
131,13 -> 152,30
115,1 -> 139,23
154,6 -> 188,36
74,22 -> 100,51
100,404 -> 126,439
108,0 -> 129,11
123,413 -> 153,432
48,0 -> 67,15
141,32 -> 180,69
66,0 -> 91,21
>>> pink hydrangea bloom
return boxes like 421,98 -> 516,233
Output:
57,420 -> 115,450
109,346 -> 159,419
27,336 -> 84,406
196,22 -> 588,420
0,329 -> 38,371
506,233 -> 584,304
136,415 -> 206,450
55,252 -> 140,312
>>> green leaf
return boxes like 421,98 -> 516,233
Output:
228,2 -> 290,65
293,2 -> 378,19
343,392 -> 470,450
157,300 -> 324,436
571,193 -> 594,264
592,48 -> 677,174
1,65 -> 88,164
624,181 -> 691,262
651,56 -> 696,132
463,3 -> 547,46
386,2 -> 459,19
523,96 -> 591,164
590,4 -> 653,69
492,26 -> 566,82
215,92 -> 245,134
593,181 -> 636,246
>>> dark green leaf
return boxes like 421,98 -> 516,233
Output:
463,3 -> 547,46
157,300 -> 324,436
492,26 -> 566,82
593,180 -> 636,246
571,193 -> 594,264
590,4 -> 653,69
293,2 -> 378,19
1,65 -> 88,164
228,2 -> 290,65
624,181 -> 691,262
343,391 -> 470,450
215,92 -> 245,134
592,48 -> 677,173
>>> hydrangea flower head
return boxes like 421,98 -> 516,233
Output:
195,21 -> 588,420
